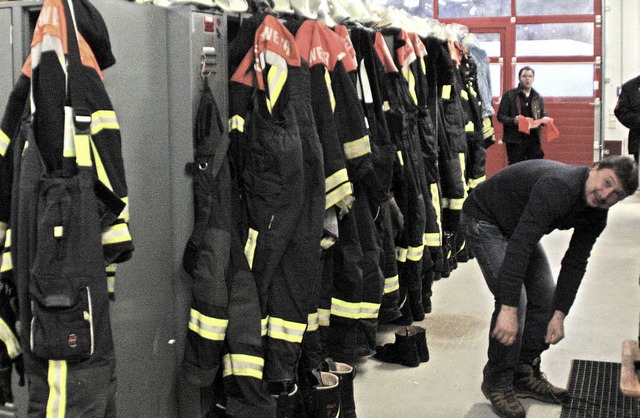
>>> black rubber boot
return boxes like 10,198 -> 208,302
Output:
299,371 -> 341,418
373,327 -> 420,367
269,381 -> 298,418
406,326 -> 430,363
322,358 -> 356,418
408,288 -> 425,322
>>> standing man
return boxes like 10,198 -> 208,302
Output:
497,66 -> 549,165
461,156 -> 638,418
614,75 -> 640,163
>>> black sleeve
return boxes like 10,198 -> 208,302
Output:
497,90 -> 516,126
614,83 -> 640,129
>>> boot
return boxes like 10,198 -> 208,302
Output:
269,381 -> 298,418
373,327 -> 420,367
406,326 -> 429,363
0,366 -> 16,413
322,358 -> 356,418
299,371 -> 341,418
514,357 -> 568,404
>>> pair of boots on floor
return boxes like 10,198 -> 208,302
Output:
373,326 -> 429,367
482,357 -> 568,418
270,358 -> 356,418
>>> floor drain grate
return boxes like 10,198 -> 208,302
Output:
560,359 -> 640,418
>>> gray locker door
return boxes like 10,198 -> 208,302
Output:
0,8 -> 13,119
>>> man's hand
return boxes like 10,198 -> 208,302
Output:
545,310 -> 565,344
492,305 -> 519,346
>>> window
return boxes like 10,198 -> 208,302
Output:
513,63 -> 594,97
516,23 -> 594,57
516,0 -> 593,16
438,0 -> 510,18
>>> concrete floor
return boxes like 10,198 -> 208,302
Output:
353,191 -> 640,418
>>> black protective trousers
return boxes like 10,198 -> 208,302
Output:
244,63 -> 325,383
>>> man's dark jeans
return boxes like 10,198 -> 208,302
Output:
462,213 -> 555,391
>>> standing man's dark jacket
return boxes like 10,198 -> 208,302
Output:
497,85 -> 546,144
614,75 -> 640,161
462,160 -> 608,316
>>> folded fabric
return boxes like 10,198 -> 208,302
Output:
517,116 -> 560,141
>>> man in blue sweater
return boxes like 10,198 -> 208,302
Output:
461,156 -> 638,418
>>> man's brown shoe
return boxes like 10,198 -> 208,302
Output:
514,358 -> 568,404
481,382 -> 526,418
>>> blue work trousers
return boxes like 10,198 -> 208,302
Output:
461,213 -> 555,391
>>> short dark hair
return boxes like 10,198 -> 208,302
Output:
595,155 -> 638,196
519,66 -> 535,77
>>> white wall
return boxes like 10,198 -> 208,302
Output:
602,0 -> 640,153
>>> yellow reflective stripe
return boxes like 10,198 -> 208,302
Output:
384,274 -> 399,294
0,318 -> 21,359
331,299 -> 381,319
266,65 -> 288,114
321,235 -> 337,250
343,135 -> 371,160
458,239 -> 466,252
397,150 -> 404,166
420,57 -> 426,75
307,312 -> 319,332
459,152 -> 468,199
90,110 -> 119,135
326,182 -> 353,210
470,86 -> 477,97
267,316 -> 306,343
424,232 -> 441,247
402,67 -> 418,105
318,308 -> 331,327
483,117 -> 495,139
325,168 -> 349,195
1,249 -> 13,273
395,246 -> 408,263
330,298 -> 360,319
261,316 -> 268,337
467,176 -> 486,189
325,68 -> 336,112
229,115 -> 245,133
63,107 -> 75,158
244,228 -> 258,270
0,222 -> 7,246
222,353 -> 264,379
460,89 -> 469,101
465,121 -> 475,132
106,264 -> 116,295
407,244 -> 424,262
360,302 -> 380,319
74,134 -> 92,167
430,183 -> 442,242
382,100 -> 391,112
0,129 -> 9,157
188,308 -> 228,341
119,196 -> 130,223
441,85 -> 451,100
449,197 -> 465,210
46,360 -> 67,418
102,223 -> 132,245
90,137 -> 113,191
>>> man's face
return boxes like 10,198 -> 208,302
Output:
584,166 -> 627,209
519,70 -> 535,89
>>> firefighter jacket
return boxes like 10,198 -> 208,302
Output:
0,0 -> 132,414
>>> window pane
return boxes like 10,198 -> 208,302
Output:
516,0 -> 593,16
513,63 -> 594,97
490,63 -> 501,97
516,23 -> 594,57
475,33 -> 500,58
438,0 -> 510,18
374,0 -> 434,18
